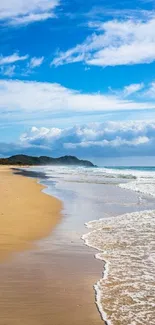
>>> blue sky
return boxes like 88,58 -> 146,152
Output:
1,0 -> 155,164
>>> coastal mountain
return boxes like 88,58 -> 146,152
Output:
0,155 -> 95,167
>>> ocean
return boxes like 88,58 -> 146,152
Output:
28,165 -> 155,325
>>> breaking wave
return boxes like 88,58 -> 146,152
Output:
83,210 -> 155,325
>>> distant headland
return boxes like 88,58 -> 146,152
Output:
0,155 -> 95,167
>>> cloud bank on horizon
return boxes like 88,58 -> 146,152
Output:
1,0 -> 155,161
1,120 -> 155,160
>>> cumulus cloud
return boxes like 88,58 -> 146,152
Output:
52,17 -> 155,67
0,0 -> 59,26
0,79 -> 154,114
17,121 -> 155,158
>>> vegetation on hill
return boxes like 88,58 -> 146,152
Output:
0,155 -> 95,167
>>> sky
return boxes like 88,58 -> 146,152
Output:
1,0 -> 155,165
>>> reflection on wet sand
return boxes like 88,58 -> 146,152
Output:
0,248 -> 103,325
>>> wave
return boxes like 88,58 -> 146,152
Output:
118,177 -> 155,197
101,167 -> 155,197
82,210 -> 155,325
35,166 -> 137,185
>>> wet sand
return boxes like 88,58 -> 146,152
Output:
0,249 -> 103,325
0,167 -> 103,325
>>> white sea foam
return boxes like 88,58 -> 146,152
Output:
96,167 -> 155,197
119,179 -> 155,197
83,210 -> 155,325
33,166 -> 155,196
29,165 -> 144,188
116,169 -> 155,197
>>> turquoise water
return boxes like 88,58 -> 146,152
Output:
104,166 -> 155,172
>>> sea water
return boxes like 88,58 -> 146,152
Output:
104,166 -> 155,198
28,165 -> 155,325
83,209 -> 155,325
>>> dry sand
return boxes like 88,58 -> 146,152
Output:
0,166 -> 62,260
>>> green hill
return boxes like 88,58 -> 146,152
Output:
0,155 -> 95,167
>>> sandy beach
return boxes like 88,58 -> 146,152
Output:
0,166 -> 62,260
0,166 -> 103,325
1,165 -> 154,325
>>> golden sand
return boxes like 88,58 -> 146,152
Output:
0,166 -> 103,325
0,166 -> 62,260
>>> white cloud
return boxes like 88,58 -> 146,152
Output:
1,120 -> 155,158
144,82 -> 155,98
0,54 -> 44,77
0,65 -> 16,77
111,83 -> 145,98
29,56 -> 44,68
0,79 -> 155,113
18,120 -> 155,157
10,12 -> 54,25
52,17 -> 155,67
0,0 -> 59,25
20,126 -> 62,143
64,136 -> 149,149
123,83 -> 144,97
86,6 -> 155,20
0,53 -> 28,65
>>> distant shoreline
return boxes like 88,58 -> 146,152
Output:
0,154 -> 95,167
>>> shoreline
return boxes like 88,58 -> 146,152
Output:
0,166 -> 62,260
0,164 -> 154,325
83,208 -> 155,325
82,230 -> 110,325
0,165 -> 104,325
